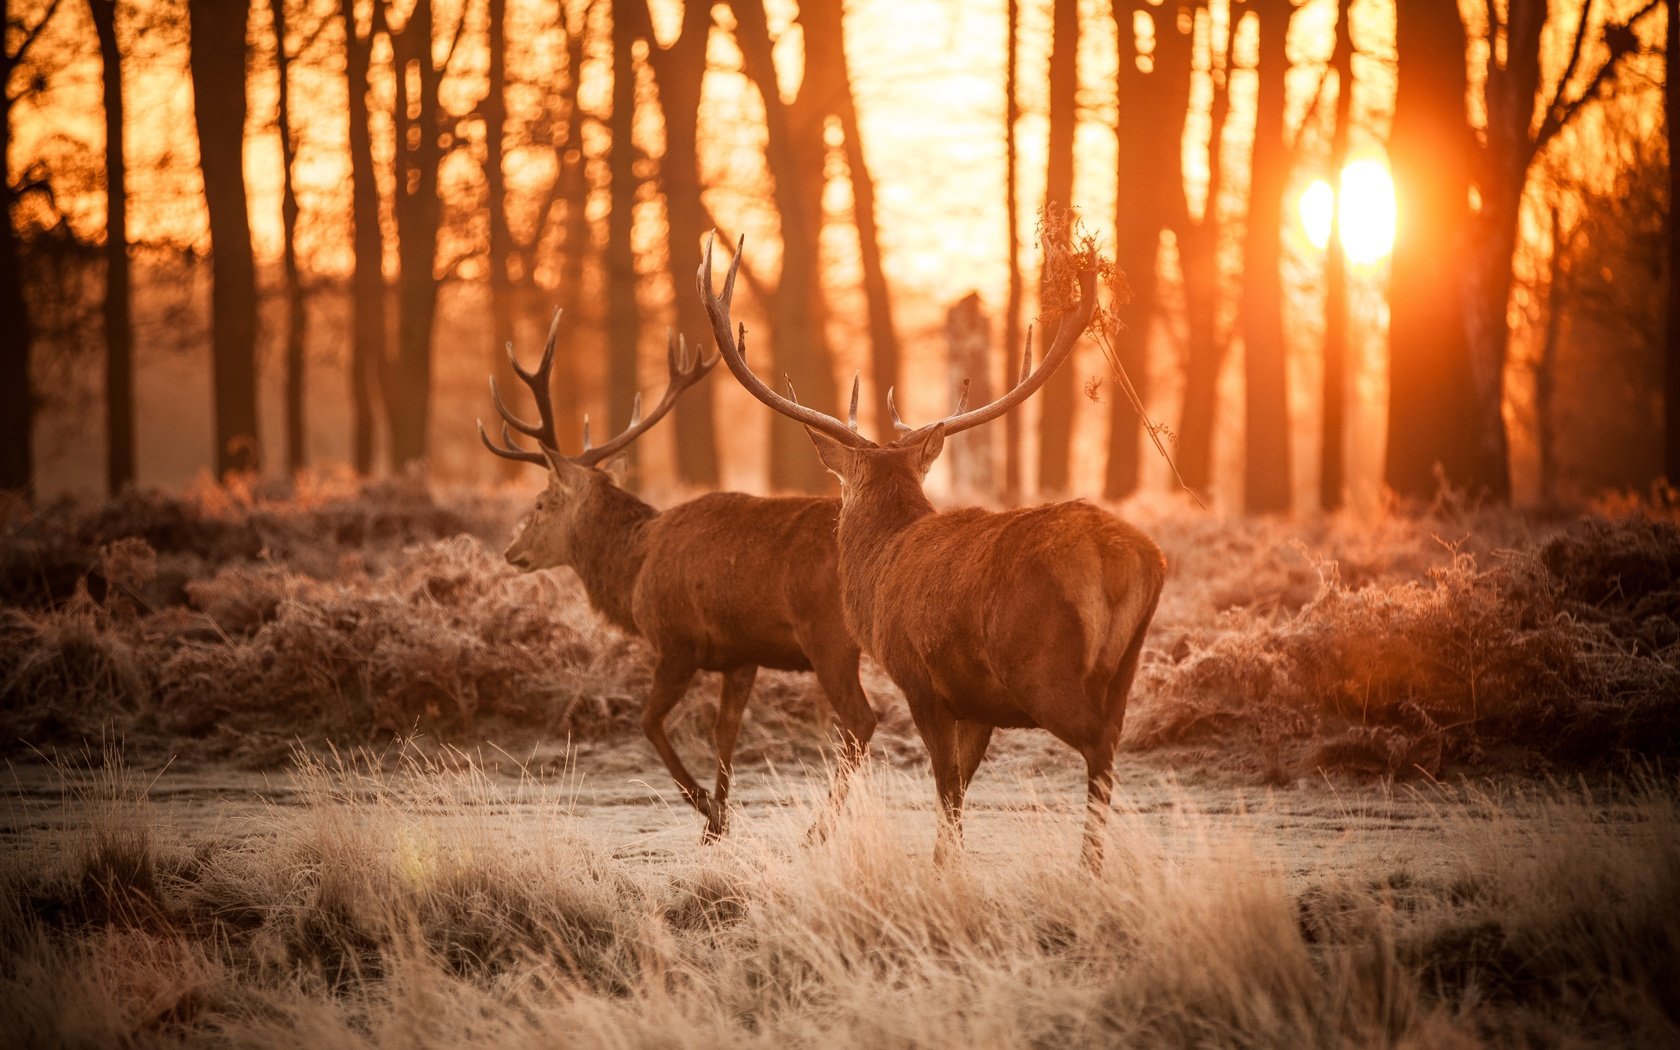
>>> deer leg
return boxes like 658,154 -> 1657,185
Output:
1080,627 -> 1149,872
936,719 -> 994,862
704,664 -> 758,843
641,655 -> 711,821
1080,742 -> 1118,873
901,692 -> 961,865
805,647 -> 876,844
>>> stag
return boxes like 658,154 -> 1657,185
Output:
700,235 -> 1165,870
480,310 -> 875,840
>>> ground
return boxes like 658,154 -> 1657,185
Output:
2,478 -> 1677,1046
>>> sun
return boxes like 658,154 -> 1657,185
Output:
1300,159 -> 1396,264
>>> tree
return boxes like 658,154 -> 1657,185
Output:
1,0 -> 62,496
385,0 -> 449,470
1665,0 -> 1678,483
1173,2 -> 1235,500
188,0 -> 260,477
798,0 -> 901,454
1240,0 -> 1297,514
89,0 -> 132,493
605,0 -> 640,449
550,0 -> 592,457
1385,0 -> 1479,500
1038,0 -> 1079,496
1318,0 -> 1352,511
1104,0 -> 1189,501
729,0 -> 840,492
622,0 -> 719,485
340,0 -> 384,473
270,0 -> 307,475
1393,0 -> 1660,502
1003,0 -> 1024,501
484,0 -> 516,478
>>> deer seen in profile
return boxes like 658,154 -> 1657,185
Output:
479,310 -> 876,841
700,233 -> 1165,870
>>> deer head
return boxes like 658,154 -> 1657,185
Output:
697,232 -> 1098,503
479,309 -> 719,572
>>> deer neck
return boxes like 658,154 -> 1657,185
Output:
567,485 -> 656,635
833,477 -> 935,644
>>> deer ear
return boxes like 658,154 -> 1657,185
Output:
806,427 -> 854,479
541,446 -> 586,492
598,454 -> 630,487
914,423 -> 946,477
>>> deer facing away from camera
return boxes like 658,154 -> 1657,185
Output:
700,235 -> 1165,870
480,311 -> 875,840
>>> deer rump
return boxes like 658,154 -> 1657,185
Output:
634,492 -> 845,673
851,501 -> 1165,733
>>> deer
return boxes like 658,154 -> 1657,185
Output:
699,233 -> 1165,871
479,309 -> 876,842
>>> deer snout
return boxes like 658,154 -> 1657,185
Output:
504,544 -> 534,572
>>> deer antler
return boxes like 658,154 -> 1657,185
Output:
479,309 -> 720,469
570,327 -> 720,467
698,231 -> 870,448
702,231 -> 1098,448
479,308 -> 564,465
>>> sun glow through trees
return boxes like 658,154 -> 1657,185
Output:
1300,159 -> 1397,263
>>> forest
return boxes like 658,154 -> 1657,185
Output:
2,1 -> 1679,1047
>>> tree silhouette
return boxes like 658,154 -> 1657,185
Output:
1240,0 -> 1297,514
188,0 -> 260,477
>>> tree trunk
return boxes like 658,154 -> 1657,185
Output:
188,0 -> 260,478
731,0 -> 839,493
1385,0 -> 1480,500
1537,205 -> 1567,507
342,0 -> 384,474
551,3 -> 589,455
799,0 -> 901,450
1174,5 -> 1233,500
270,0 -> 307,476
1668,0 -> 1680,483
387,0 -> 442,471
91,0 -> 133,493
1003,0 -> 1023,502
605,0 -> 640,456
0,0 -> 33,496
1459,1 -> 1546,503
486,0 -> 517,478
1240,0 -> 1295,514
1104,0 -> 1185,501
628,0 -> 718,485
945,293 -> 993,497
1037,0 -> 1079,496
1319,0 -> 1352,511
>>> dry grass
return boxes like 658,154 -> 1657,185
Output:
1,748 -> 1675,1048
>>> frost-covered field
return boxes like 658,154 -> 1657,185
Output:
2,477 -> 1677,1046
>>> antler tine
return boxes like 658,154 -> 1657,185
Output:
886,387 -> 914,436
847,372 -> 860,432
481,307 -> 563,460
892,256 -> 1099,443
953,378 -> 971,415
581,414 -> 592,452
698,231 -> 871,448
489,375 -> 545,439
571,325 -> 722,468
783,374 -> 799,404
1018,327 -> 1035,387
477,417 -> 548,465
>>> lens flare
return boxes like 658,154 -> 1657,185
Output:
1300,160 -> 1396,264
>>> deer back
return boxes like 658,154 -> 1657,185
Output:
633,493 -> 845,673
842,499 -> 1164,717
